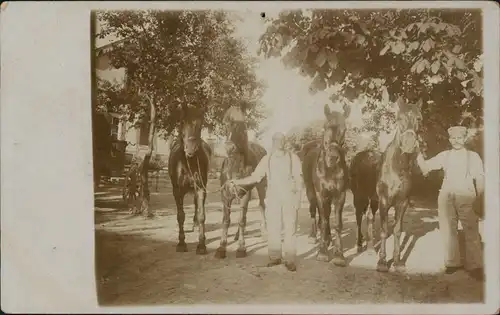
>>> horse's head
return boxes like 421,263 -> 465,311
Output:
322,103 -> 350,167
225,121 -> 248,156
180,107 -> 204,158
394,97 -> 423,154
223,106 -> 248,157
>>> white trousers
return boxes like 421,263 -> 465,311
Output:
266,195 -> 299,263
437,190 -> 483,270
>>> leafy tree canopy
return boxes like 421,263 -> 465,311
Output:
96,10 -> 265,138
259,9 -> 483,155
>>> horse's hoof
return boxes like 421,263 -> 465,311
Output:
143,213 -> 155,220
236,248 -> 247,258
357,245 -> 364,253
377,260 -> 389,273
332,253 -> 347,267
214,248 -> 226,259
316,252 -> 330,262
393,263 -> 406,273
308,236 -> 318,244
196,244 -> 208,255
176,243 -> 188,252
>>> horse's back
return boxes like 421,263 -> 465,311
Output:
350,149 -> 382,199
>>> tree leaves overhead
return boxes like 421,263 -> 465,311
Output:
259,9 -> 483,155
96,10 -> 265,136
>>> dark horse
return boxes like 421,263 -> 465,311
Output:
301,104 -> 351,266
350,149 -> 383,253
168,107 -> 212,255
215,106 -> 267,259
372,97 -> 423,272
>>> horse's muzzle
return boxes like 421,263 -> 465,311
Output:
400,130 -> 418,153
184,146 -> 198,157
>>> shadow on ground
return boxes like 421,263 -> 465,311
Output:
94,180 -> 484,305
96,227 -> 484,306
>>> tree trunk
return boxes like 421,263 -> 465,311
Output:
140,95 -> 157,218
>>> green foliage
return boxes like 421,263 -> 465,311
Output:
259,9 -> 483,156
96,77 -> 129,114
96,10 -> 265,136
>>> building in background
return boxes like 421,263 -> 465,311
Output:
95,40 -> 174,167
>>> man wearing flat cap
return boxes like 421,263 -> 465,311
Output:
416,125 -> 484,281
226,132 -> 303,272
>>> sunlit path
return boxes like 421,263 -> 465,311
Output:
95,180 -> 484,305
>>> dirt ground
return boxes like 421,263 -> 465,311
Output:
95,179 -> 484,306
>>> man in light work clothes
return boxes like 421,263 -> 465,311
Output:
227,132 -> 303,272
416,126 -> 484,281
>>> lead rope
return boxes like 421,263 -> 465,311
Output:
184,154 -> 247,200
185,155 -> 210,193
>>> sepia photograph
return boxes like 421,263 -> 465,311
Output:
89,4 -> 489,308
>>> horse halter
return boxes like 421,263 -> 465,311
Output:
398,128 -> 418,153
322,140 -> 343,153
182,133 -> 201,155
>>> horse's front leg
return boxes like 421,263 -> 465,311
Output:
233,185 -> 252,242
306,187 -> 319,244
392,199 -> 409,272
316,193 -> 331,262
377,198 -> 390,272
195,188 -> 208,255
186,194 -> 198,233
353,195 -> 368,253
256,182 -> 267,241
367,198 -> 378,253
215,189 -> 233,259
174,188 -> 188,252
236,190 -> 252,258
331,192 -> 347,267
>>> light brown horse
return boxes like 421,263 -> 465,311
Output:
215,106 -> 267,259
375,97 -> 423,272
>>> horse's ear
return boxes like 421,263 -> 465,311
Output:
324,104 -> 332,119
343,103 -> 351,118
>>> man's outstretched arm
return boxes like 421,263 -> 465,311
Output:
231,155 -> 268,186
